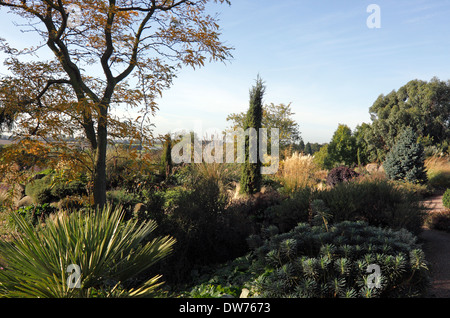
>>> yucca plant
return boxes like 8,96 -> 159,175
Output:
0,205 -> 176,298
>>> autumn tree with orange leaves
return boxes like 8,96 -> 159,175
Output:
0,0 -> 233,207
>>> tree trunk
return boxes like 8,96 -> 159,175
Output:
93,106 -> 108,208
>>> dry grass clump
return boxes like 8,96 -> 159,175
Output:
0,189 -> 12,241
425,156 -> 450,190
0,189 -> 8,206
277,152 -> 324,193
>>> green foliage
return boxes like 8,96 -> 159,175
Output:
50,180 -> 87,199
25,174 -> 87,205
354,123 -> 375,165
383,127 -> 428,184
304,142 -> 312,155
428,171 -> 450,190
240,76 -> 265,195
107,189 -> 141,206
425,210 -> 450,233
146,166 -> 253,285
263,103 -> 302,150
312,125 -> 359,169
312,144 -> 331,169
295,141 -> 324,156
252,221 -> 429,297
133,189 -> 166,225
105,150 -> 158,192
310,199 -> 332,231
369,78 -> 450,158
161,134 -> 173,179
106,189 -> 141,219
11,203 -> 57,226
316,179 -> 426,235
443,188 -> 450,209
186,221 -> 429,298
226,102 -> 302,153
25,175 -> 56,204
188,284 -> 242,298
265,179 -> 426,235
326,124 -> 358,168
0,205 -> 176,298
264,187 -> 312,233
177,253 -> 256,298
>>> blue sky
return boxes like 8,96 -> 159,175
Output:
151,0 -> 450,143
1,0 -> 450,143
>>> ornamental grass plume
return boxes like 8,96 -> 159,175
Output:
279,152 -> 321,193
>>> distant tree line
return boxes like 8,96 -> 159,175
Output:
313,77 -> 450,170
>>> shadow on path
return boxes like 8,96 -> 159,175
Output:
419,194 -> 450,298
420,229 -> 450,298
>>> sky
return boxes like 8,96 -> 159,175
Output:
1,0 -> 450,144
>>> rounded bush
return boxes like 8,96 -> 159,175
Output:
184,221 -> 430,298
326,166 -> 359,187
251,221 -> 430,298
443,189 -> 450,209
25,175 -> 54,204
50,180 -> 87,200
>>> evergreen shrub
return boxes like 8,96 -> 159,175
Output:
248,221 -> 429,297
26,174 -> 88,205
10,203 -> 56,226
50,180 -> 87,199
240,77 -> 264,195
147,175 -> 253,285
263,179 -> 426,236
25,175 -> 56,204
106,189 -> 141,219
443,188 -> 450,209
186,221 -> 430,298
326,166 -> 359,187
316,179 -> 426,235
425,210 -> 450,233
383,127 -> 428,184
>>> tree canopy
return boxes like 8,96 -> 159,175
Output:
313,124 -> 358,169
0,0 -> 233,206
367,77 -> 450,159
226,102 -> 302,153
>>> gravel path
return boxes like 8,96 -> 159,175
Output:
420,229 -> 450,297
419,194 -> 450,298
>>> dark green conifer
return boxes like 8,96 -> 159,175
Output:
240,76 -> 265,195
162,134 -> 172,179
304,142 -> 312,155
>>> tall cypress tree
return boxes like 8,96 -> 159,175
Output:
162,134 -> 172,180
304,142 -> 312,155
383,127 -> 428,184
240,76 -> 265,195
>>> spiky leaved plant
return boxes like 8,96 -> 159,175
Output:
249,221 -> 429,298
0,205 -> 176,298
